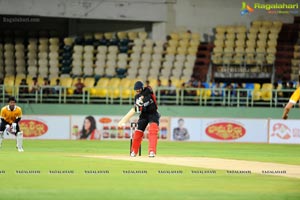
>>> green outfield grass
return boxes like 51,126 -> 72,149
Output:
0,140 -> 299,200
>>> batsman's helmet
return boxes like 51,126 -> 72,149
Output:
134,81 -> 143,90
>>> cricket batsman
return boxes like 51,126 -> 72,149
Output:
131,81 -> 160,157
0,96 -> 24,152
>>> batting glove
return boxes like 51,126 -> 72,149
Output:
134,105 -> 141,113
135,97 -> 143,106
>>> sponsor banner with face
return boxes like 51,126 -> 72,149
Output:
5,115 -> 70,139
170,118 -> 201,141
71,115 -> 170,140
269,120 -> 300,144
201,119 -> 268,143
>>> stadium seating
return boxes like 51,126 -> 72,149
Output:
0,26 -> 289,107
211,21 -> 282,83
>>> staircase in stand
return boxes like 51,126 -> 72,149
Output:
275,17 -> 300,81
193,42 -> 213,81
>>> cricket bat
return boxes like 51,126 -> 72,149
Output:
118,107 -> 135,127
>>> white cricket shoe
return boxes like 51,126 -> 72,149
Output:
148,151 -> 155,158
130,152 -> 136,157
17,147 -> 24,152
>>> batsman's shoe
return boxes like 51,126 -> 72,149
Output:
130,152 -> 136,157
148,151 -> 155,158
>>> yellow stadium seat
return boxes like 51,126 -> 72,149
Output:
107,78 -> 121,99
148,78 -> 158,89
266,54 -> 275,64
168,39 -> 178,47
215,26 -> 226,34
169,77 -> 181,88
261,20 -> 272,28
25,75 -> 34,87
189,39 -> 200,48
252,90 -> 261,101
95,78 -> 119,98
177,46 -> 187,55
119,78 -> 131,88
215,33 -> 225,41
119,78 -> 132,99
60,77 -> 73,95
15,74 -> 26,86
187,47 -> 198,55
50,77 -> 60,86
273,21 -> 283,29
179,32 -> 191,40
35,76 -> 44,86
63,37 -> 73,46
83,77 -> 95,93
4,75 -> 15,95
91,77 -> 110,97
97,77 -> 109,86
252,20 -> 262,28
117,31 -> 127,40
254,83 -> 261,90
96,88 -> 109,98
160,78 -> 169,86
267,40 -> 277,49
128,32 -> 138,40
179,39 -> 189,48
197,88 -> 212,100
261,83 -> 273,101
138,31 -> 147,40
261,90 -> 272,101
166,46 -> 177,55
170,32 -> 180,40
120,88 -> 132,99
251,83 -> 262,101
191,33 -> 201,41
104,32 -> 113,40
94,32 -> 103,40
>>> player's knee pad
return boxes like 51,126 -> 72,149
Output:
149,123 -> 159,135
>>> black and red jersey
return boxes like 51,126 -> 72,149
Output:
134,86 -> 158,113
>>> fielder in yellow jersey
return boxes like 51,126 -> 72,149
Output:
0,96 -> 24,152
282,87 -> 300,120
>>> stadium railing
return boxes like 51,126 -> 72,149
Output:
0,84 -> 296,107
